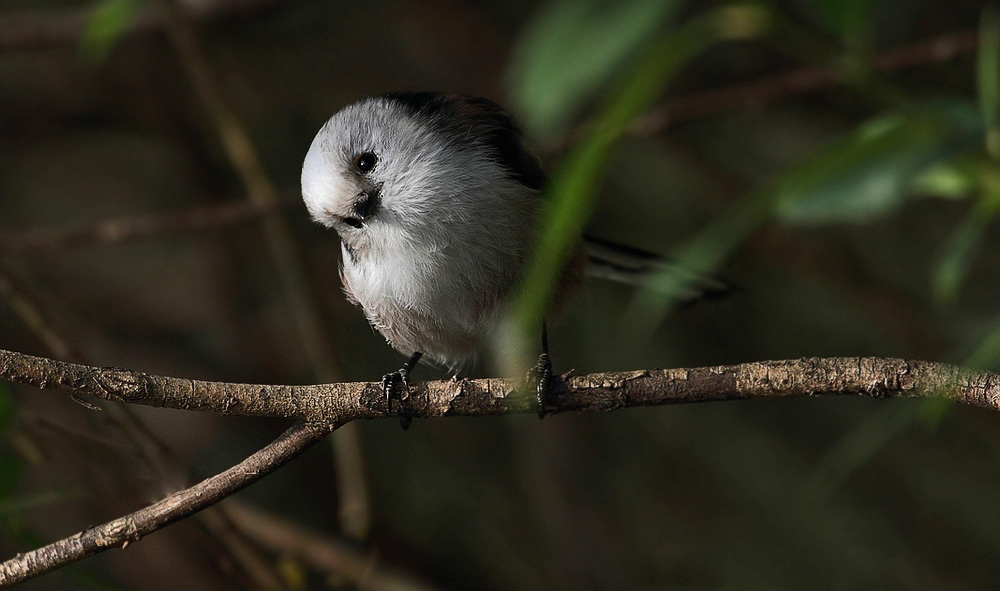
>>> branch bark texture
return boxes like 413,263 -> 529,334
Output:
1,348 -> 999,586
2,349 -> 999,424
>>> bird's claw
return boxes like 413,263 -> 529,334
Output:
527,352 -> 553,419
383,368 -> 413,430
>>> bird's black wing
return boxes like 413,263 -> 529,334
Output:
584,235 -> 732,304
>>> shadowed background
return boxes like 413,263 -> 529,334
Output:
3,0 -> 1000,589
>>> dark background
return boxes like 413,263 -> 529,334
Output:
3,0 -> 1000,589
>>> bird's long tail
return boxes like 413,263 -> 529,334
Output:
583,236 -> 731,304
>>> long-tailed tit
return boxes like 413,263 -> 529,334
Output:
301,92 -> 722,423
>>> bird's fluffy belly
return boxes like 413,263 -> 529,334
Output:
342,255 -> 493,367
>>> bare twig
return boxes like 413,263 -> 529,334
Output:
225,501 -> 439,591
633,29 -> 978,134
0,420 -> 333,587
0,262 -> 289,590
0,0 -> 291,51
0,261 -> 81,361
0,199 -> 292,252
150,0 -> 341,381
2,348 -> 998,423
150,0 -> 370,539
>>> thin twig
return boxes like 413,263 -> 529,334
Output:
150,0 -> 370,539
0,262 -> 289,590
0,199 -> 291,252
0,0 -> 291,51
149,0 -> 341,381
0,420 -> 333,587
0,261 -> 81,361
633,29 -> 978,134
1,348 -> 997,423
224,501 -> 439,591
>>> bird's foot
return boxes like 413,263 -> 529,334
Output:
382,367 -> 413,430
527,352 -> 553,419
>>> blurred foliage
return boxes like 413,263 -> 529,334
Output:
505,0 -> 682,138
775,104 -> 980,224
503,6 -> 748,374
806,0 -> 875,39
0,386 -> 16,501
4,0 -> 1000,589
78,0 -> 143,65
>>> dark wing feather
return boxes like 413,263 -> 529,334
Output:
584,236 -> 732,303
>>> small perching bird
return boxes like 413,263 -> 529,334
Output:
301,92 -> 724,423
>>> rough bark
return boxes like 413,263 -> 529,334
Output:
3,349 -> 998,425
3,348 -> 999,586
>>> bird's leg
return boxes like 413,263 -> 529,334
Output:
383,351 -> 422,430
526,322 -> 553,419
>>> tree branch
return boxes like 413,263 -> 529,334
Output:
2,348 -> 999,585
2,349 -> 999,424
0,199 -> 292,252
224,501 -> 438,591
0,420 -> 333,587
0,260 -> 292,588
633,29 -> 978,134
0,0 -> 292,51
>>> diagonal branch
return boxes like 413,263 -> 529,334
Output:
223,501 -> 439,591
0,420 -> 333,587
2,348 -> 1000,423
0,260 -> 291,589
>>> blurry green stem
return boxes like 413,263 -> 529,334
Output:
507,11 -> 734,372
978,6 -> 1000,157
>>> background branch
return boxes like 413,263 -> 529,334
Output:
150,0 -> 373,540
633,29 -> 978,134
224,501 -> 439,591
0,199 -> 291,252
0,420 -> 333,588
0,260 -> 292,589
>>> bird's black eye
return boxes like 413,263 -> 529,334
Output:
354,152 -> 377,174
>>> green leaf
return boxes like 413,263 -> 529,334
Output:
909,162 -> 975,199
627,103 -> 983,331
79,0 -> 143,66
777,103 -> 983,224
979,7 -> 1000,158
505,0 -> 683,138
933,206 -> 991,304
624,180 -> 775,332
775,116 -> 933,223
